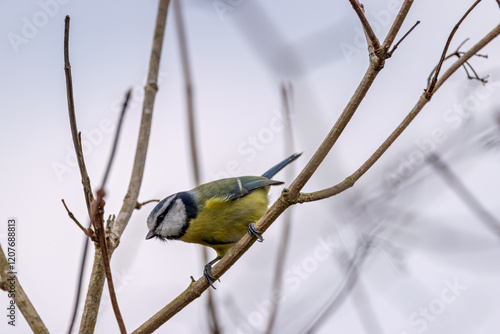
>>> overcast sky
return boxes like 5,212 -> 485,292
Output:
1,0 -> 500,333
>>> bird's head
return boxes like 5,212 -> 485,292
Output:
146,192 -> 198,241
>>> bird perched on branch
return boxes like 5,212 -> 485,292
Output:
146,153 -> 301,288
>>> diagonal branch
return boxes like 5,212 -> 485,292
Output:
295,23 -> 500,204
428,153 -> 500,237
284,0 -> 414,202
381,0 -> 415,53
348,0 -> 380,54
137,21 -> 500,334
0,245 -> 49,334
61,199 -> 94,239
303,236 -> 375,333
89,89 -> 132,334
426,0 -> 483,98
386,20 -> 420,58
132,2 -> 417,332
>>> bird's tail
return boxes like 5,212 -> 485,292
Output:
261,153 -> 302,179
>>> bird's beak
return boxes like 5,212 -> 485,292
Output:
145,230 -> 155,240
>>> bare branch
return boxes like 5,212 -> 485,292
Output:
381,0 -> 415,53
173,0 -> 221,332
295,23 -> 500,204
64,15 -> 94,218
174,0 -> 201,186
386,20 -> 420,58
434,23 -> 498,91
135,199 -> 160,210
285,61 -> 383,201
63,15 -> 96,334
348,0 -> 380,56
427,38 -> 489,87
281,1 -> 417,202
303,237 -> 374,333
426,0 -> 483,98
92,191 -> 127,334
462,60 -> 489,84
89,89 -> 132,334
428,153 -> 500,237
79,1 -> 172,332
61,199 -> 94,240
133,6 -> 500,334
0,245 -> 49,334
100,90 -> 132,190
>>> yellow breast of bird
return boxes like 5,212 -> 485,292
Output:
179,188 -> 269,257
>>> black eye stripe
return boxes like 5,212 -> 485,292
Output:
155,195 -> 177,229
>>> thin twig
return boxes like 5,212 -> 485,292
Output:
282,0 -> 415,203
79,1 -> 172,332
296,23 -> 500,204
101,90 -> 132,189
92,191 -> 127,334
61,199 -> 94,239
428,153 -> 500,237
285,62 -> 382,201
64,15 -> 94,217
433,24 -> 498,91
135,199 -> 160,210
386,21 -> 420,58
304,237 -> 375,333
0,245 -> 49,333
265,83 -> 295,334
427,38 -> 488,87
463,61 -> 488,83
348,0 -> 380,56
382,0 -> 415,53
304,209 -> 387,333
91,89 -> 133,334
426,0 -> 483,98
173,0 -> 221,332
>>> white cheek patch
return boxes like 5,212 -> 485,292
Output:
147,195 -> 175,231
159,198 -> 187,237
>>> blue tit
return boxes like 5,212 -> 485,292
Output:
146,153 -> 301,288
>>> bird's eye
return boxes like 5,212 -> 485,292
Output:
158,213 -> 166,222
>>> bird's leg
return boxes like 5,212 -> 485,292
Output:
247,222 -> 264,242
204,256 -> 222,289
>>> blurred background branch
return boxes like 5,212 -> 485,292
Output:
173,0 -> 221,332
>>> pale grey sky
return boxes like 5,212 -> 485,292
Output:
1,0 -> 500,333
